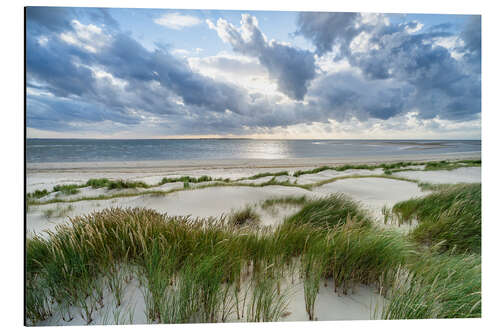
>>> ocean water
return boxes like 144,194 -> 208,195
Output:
26,139 -> 481,163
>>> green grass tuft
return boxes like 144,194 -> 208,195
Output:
107,180 -> 149,190
247,171 -> 289,180
53,184 -> 80,195
285,194 -> 373,229
228,206 -> 260,227
260,195 -> 309,210
392,183 -> 481,253
86,178 -> 112,188
27,189 -> 49,199
381,251 -> 481,319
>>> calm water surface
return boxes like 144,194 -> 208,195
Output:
26,139 -> 481,163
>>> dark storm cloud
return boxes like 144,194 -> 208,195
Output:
26,32 -> 96,98
309,71 -> 412,121
296,12 -> 481,121
26,7 -> 257,132
26,7 -> 119,33
26,7 -> 481,136
459,15 -> 481,72
96,33 -> 250,115
26,93 -> 142,132
208,14 -> 316,100
295,12 -> 361,57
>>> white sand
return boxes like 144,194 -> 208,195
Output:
256,205 -> 304,227
26,154 -> 481,325
27,186 -> 314,236
37,264 -> 382,326
27,163 -> 482,235
395,167 -> 481,184
38,272 -> 148,326
27,152 -> 480,192
315,177 -> 424,222
296,168 -> 385,185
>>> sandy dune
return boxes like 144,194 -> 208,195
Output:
395,167 -> 481,184
315,177 -> 424,221
26,154 -> 481,325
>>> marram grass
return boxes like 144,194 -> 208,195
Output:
380,251 -> 481,319
26,191 -> 481,324
390,183 -> 481,253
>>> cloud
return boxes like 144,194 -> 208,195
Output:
188,53 -> 280,97
295,12 -> 362,57
26,8 -> 481,138
154,12 -> 202,30
296,12 -> 481,121
59,20 -> 112,53
207,14 -> 316,100
27,9 -> 258,134
459,15 -> 481,73
26,7 -> 119,34
308,70 -> 413,122
26,93 -> 142,132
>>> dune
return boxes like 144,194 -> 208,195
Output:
25,154 -> 482,325
395,167 -> 481,184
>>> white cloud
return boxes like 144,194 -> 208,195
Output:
37,36 -> 49,46
59,20 -> 110,53
314,53 -> 359,75
405,21 -> 423,33
154,13 -> 202,30
350,31 -> 379,53
433,36 -> 465,60
188,52 -> 286,100
244,112 -> 481,140
359,13 -> 390,27
89,67 -> 128,89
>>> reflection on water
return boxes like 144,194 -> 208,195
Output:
241,140 -> 291,159
27,139 -> 481,163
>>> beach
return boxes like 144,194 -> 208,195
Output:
26,152 -> 480,233
25,151 -> 481,325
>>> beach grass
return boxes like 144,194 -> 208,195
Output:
260,195 -> 309,211
228,206 -> 260,227
53,184 -> 80,195
160,175 -> 231,184
25,196 -> 401,324
86,178 -> 112,188
26,193 -> 433,325
424,159 -> 481,171
390,183 -> 481,253
292,159 -> 479,177
285,194 -> 373,229
246,171 -> 289,180
27,189 -> 49,199
381,250 -> 481,319
25,158 -> 482,325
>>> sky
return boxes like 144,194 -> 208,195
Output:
26,7 -> 481,139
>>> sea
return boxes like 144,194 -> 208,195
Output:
26,139 -> 481,163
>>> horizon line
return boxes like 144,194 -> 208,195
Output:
26,137 -> 482,141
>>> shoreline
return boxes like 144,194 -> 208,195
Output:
27,151 -> 481,173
